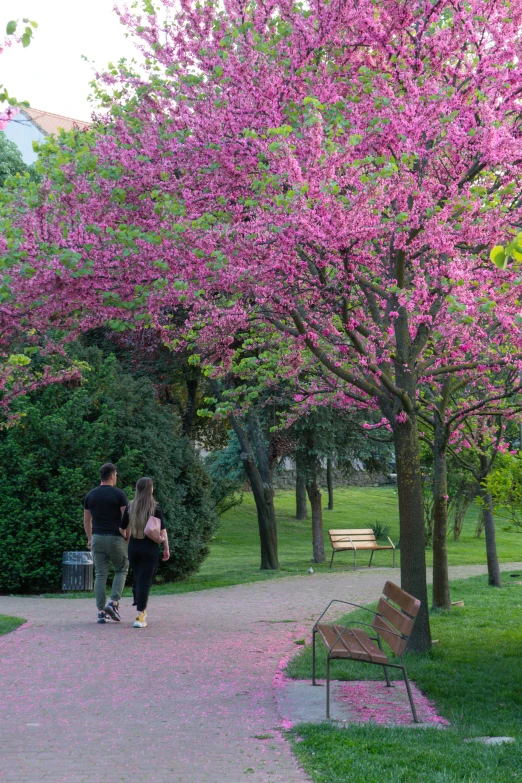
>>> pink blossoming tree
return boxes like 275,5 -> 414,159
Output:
6,0 -> 522,648
0,16 -> 81,413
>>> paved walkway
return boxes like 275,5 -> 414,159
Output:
1,563 -> 520,783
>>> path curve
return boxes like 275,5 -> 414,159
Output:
1,562 -> 520,783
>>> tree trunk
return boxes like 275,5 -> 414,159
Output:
182,376 -> 199,439
479,487 -> 501,587
229,414 -> 279,570
393,415 -> 432,652
326,456 -> 334,510
244,458 -> 280,570
295,454 -> 308,520
306,475 -> 325,563
452,484 -> 474,542
475,508 -> 485,538
431,425 -> 451,610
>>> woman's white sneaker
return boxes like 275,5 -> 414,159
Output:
133,611 -> 147,628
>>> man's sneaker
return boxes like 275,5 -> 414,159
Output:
133,611 -> 147,628
97,611 -> 109,623
104,601 -> 121,622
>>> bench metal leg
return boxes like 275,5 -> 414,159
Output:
326,656 -> 331,719
377,637 -> 392,688
329,550 -> 335,569
312,628 -> 317,685
369,550 -> 374,568
353,550 -> 357,570
393,549 -> 396,568
401,663 -> 419,723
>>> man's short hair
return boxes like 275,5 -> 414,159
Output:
100,463 -> 117,482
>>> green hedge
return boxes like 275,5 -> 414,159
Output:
0,348 -> 218,592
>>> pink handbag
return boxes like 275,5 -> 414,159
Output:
144,515 -> 162,544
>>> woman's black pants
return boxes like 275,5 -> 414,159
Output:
128,537 -> 160,612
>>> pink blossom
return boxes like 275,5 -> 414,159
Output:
0,105 -> 18,130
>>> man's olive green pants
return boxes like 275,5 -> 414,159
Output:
91,534 -> 129,611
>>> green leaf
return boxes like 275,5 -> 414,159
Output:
21,33 -> 31,47
6,21 -> 16,35
490,245 -> 507,269
7,353 -> 31,367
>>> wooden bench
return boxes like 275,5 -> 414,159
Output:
312,580 -> 421,721
328,528 -> 396,569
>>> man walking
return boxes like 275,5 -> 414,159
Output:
84,463 -> 129,624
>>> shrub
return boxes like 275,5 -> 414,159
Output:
370,522 -> 391,541
485,452 -> 522,529
0,348 -> 218,593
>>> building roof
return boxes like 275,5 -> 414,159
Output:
20,107 -> 91,135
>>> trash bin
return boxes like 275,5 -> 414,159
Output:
62,551 -> 93,591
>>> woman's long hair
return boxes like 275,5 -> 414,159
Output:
128,477 -> 156,539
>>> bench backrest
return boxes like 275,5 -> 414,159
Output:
371,581 -> 421,657
329,529 -> 377,549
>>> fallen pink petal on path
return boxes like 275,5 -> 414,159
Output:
0,564 -> 502,781
338,681 -> 449,726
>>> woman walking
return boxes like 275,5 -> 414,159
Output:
120,477 -> 169,628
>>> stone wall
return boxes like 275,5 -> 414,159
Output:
272,462 -> 394,490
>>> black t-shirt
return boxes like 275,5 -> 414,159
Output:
120,504 -> 165,539
83,485 -> 128,535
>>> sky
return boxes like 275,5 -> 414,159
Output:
2,0 -> 138,121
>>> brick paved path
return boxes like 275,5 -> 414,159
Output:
1,563 -> 520,783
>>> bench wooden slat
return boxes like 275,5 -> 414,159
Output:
330,534 -> 375,542
331,543 -> 393,551
330,533 -> 375,539
330,536 -> 379,541
328,528 -> 374,534
372,615 -> 408,656
348,627 -> 388,664
383,581 -> 421,617
376,596 -> 414,637
316,623 -> 388,664
316,623 -> 352,657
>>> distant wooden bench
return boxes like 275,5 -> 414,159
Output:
312,580 -> 421,721
329,528 -> 396,569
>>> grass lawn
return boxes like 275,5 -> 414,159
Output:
40,486 -> 522,598
287,572 -> 522,782
0,615 -> 25,636
201,486 -> 522,574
